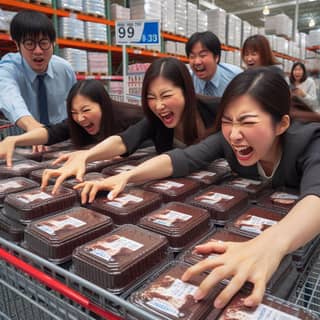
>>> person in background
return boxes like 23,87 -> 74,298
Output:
289,62 -> 319,111
0,80 -> 143,166
241,34 -> 284,77
186,31 -> 242,97
0,10 -> 76,132
41,57 -> 220,193
74,68 -> 320,311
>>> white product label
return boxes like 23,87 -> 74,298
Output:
146,278 -> 198,317
13,163 -> 34,169
114,165 -> 136,173
197,192 -> 234,205
36,216 -> 86,235
240,215 -> 277,235
219,303 -> 300,319
231,178 -> 261,188
107,193 -> 143,207
270,192 -> 299,200
18,191 -> 52,203
0,181 -> 22,192
152,210 -> 192,226
152,181 -> 184,190
213,159 -> 229,168
189,171 -> 216,179
89,235 -> 143,261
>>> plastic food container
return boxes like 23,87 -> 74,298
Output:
226,206 -> 284,238
0,160 -> 46,178
143,178 -> 201,203
139,202 -> 210,251
14,147 -> 43,162
101,160 -> 142,176
223,177 -> 270,200
188,186 -> 248,225
73,224 -> 169,294
3,186 -> 77,224
86,158 -> 125,172
257,188 -> 300,214
129,261 -> 223,320
87,188 -> 161,225
0,177 -> 39,205
208,291 -> 318,319
0,210 -> 25,243
63,172 -> 106,190
186,168 -> 226,186
24,207 -> 113,263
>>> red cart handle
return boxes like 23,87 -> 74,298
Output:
0,247 -> 123,320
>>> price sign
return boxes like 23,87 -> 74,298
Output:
115,20 -> 160,45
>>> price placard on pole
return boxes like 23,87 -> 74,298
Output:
115,20 -> 160,45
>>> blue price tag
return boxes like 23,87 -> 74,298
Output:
116,20 -> 160,45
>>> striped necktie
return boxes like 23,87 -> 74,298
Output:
203,81 -> 216,96
37,74 -> 49,125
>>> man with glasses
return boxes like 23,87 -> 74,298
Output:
186,31 -> 242,97
0,10 -> 76,133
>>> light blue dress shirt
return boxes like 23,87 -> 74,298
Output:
192,62 -> 242,97
0,52 -> 76,124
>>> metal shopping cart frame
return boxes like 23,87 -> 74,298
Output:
0,237 -> 161,320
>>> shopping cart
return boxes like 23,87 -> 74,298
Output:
0,237 -> 161,320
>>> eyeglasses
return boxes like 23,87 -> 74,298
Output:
22,38 -> 52,51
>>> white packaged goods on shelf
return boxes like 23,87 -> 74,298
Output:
242,20 -> 251,44
187,2 -> 197,37
227,14 -> 241,48
225,51 -> 234,65
207,8 -> 226,44
300,32 -> 307,48
130,0 -> 161,20
87,52 -> 108,74
176,42 -> 186,56
175,0 -> 187,36
161,0 -> 175,33
57,0 -> 83,12
60,48 -> 88,73
109,81 -> 123,95
82,0 -> 105,17
84,22 -> 107,42
197,9 -> 207,32
234,50 -> 241,67
265,13 -> 292,39
0,9 -> 16,32
128,63 -> 150,73
220,50 -> 226,63
59,17 -> 85,40
306,58 -> 320,71
110,3 -> 130,20
308,29 -> 320,47
258,27 -> 265,35
165,40 -> 176,54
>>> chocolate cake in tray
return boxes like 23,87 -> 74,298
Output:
208,291 -> 318,319
0,177 -> 39,205
14,147 -> 43,162
101,160 -> 142,176
188,185 -> 248,225
87,188 -> 161,225
143,178 -> 201,203
223,177 -> 270,200
73,224 -> 169,294
129,261 -> 224,320
257,188 -> 300,214
24,207 -> 113,263
63,172 -> 106,190
86,157 -> 125,173
0,210 -> 25,243
3,186 -> 76,224
138,202 -> 210,251
0,160 -> 46,178
226,205 -> 284,238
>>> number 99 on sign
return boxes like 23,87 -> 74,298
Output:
118,26 -> 135,39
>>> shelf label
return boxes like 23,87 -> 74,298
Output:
115,20 -> 160,45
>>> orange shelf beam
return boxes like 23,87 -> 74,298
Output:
161,32 -> 188,43
0,33 -> 10,41
57,38 -> 122,52
307,45 -> 320,52
0,0 -> 55,14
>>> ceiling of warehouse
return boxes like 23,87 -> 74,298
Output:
209,0 -> 320,34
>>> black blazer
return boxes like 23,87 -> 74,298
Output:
168,121 -> 320,198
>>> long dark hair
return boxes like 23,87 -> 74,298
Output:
242,35 -> 279,66
141,57 -> 199,145
215,68 -> 290,131
289,62 -> 307,84
67,80 -> 114,146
